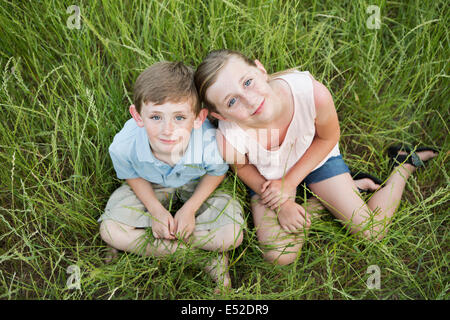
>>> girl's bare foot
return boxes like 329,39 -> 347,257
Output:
354,178 -> 380,192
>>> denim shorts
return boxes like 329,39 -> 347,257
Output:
248,155 -> 350,198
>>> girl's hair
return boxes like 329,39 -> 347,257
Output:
194,49 -> 298,113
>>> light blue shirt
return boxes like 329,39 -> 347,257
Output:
109,118 -> 229,188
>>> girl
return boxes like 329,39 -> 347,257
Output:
194,49 -> 438,265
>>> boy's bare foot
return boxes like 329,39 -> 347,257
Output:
204,253 -> 231,294
105,246 -> 118,263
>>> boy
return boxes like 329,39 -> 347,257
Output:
98,61 -> 245,290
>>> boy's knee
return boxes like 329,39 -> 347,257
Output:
99,219 -> 134,247
211,223 -> 244,250
222,224 -> 244,250
231,229 -> 244,249
99,220 -> 116,243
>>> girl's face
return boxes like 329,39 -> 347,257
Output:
205,57 -> 276,127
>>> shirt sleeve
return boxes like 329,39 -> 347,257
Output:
109,144 -> 139,180
202,125 -> 229,176
204,162 -> 229,176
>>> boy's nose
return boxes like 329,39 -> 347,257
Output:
162,120 -> 175,134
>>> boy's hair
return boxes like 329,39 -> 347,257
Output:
194,49 -> 256,114
133,61 -> 201,115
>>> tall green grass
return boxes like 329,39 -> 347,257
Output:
0,0 -> 448,299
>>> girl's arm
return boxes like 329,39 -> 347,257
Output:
285,78 -> 340,188
216,129 -> 267,195
261,78 -> 340,208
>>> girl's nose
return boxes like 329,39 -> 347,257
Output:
244,93 -> 259,110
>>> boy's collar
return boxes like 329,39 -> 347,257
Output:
136,126 -> 155,163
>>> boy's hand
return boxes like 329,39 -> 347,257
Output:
276,200 -> 310,233
151,209 -> 176,240
174,206 -> 196,241
261,179 -> 296,210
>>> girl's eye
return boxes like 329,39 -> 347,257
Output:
228,97 -> 237,107
244,79 -> 252,87
150,115 -> 161,120
175,115 -> 185,121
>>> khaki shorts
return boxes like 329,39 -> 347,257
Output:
98,181 -> 245,231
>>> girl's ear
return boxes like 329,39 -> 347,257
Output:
210,111 -> 227,121
129,104 -> 145,128
254,59 -> 267,75
193,108 -> 209,129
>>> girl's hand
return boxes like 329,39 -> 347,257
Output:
151,209 -> 176,240
277,200 -> 310,233
174,206 -> 196,241
261,179 -> 296,210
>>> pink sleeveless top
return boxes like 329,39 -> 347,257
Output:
218,70 -> 340,180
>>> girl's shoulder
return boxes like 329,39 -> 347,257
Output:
270,68 -> 314,81
217,120 -> 248,155
271,70 -> 315,98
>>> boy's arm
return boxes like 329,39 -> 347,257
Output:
180,173 -> 226,214
173,173 -> 225,239
126,177 -> 176,239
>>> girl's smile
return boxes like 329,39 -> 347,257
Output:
252,98 -> 265,116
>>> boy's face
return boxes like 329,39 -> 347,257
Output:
131,99 -> 207,162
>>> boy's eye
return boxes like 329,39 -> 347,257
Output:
244,79 -> 252,87
175,115 -> 186,121
228,97 -> 237,107
150,115 -> 161,120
